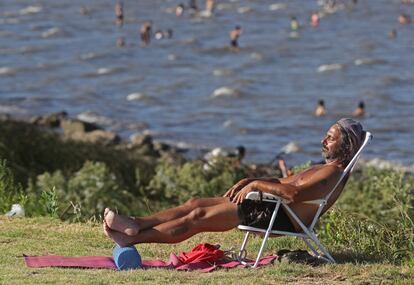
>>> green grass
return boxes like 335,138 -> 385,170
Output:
1,217 -> 413,285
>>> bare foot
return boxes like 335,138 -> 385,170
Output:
104,208 -> 139,236
102,221 -> 132,247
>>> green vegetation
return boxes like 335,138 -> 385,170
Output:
0,120 -> 413,283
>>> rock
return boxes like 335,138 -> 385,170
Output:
130,133 -> 153,147
153,141 -> 171,152
0,113 -> 10,121
67,129 -> 120,145
60,118 -> 101,135
30,111 -> 68,128
132,144 -> 158,157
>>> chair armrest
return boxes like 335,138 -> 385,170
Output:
245,191 -> 290,203
245,192 -> 325,205
301,199 -> 326,205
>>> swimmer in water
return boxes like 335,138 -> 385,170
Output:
189,0 -> 198,11
140,21 -> 152,46
315,100 -> 327,117
176,4 -> 184,17
155,30 -> 163,40
399,14 -> 411,25
80,6 -> 90,16
290,16 -> 300,31
389,29 -> 397,39
115,1 -> 124,27
353,101 -> 365,117
205,0 -> 215,14
165,29 -> 173,39
229,25 -> 242,50
117,37 -> 125,47
311,12 -> 319,27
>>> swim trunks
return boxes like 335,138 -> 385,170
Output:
230,39 -> 238,48
238,199 -> 295,232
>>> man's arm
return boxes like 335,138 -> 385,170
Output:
223,177 -> 281,199
231,165 -> 342,204
243,181 -> 298,203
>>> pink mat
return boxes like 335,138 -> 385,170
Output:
24,253 -> 277,273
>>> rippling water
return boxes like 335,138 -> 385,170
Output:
1,0 -> 414,165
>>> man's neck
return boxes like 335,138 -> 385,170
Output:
324,159 -> 344,168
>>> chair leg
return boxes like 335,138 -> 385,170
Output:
308,233 -> 335,263
302,237 -> 320,257
252,231 -> 271,268
238,232 -> 250,261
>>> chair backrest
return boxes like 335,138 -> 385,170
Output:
324,131 -> 373,202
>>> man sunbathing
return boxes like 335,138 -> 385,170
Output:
103,118 -> 365,247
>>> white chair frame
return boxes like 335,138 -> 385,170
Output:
237,132 -> 372,267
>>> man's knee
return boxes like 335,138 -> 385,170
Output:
184,197 -> 200,208
187,207 -> 206,223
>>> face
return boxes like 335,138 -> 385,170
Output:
321,124 -> 343,162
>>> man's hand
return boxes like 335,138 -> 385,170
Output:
223,178 -> 253,199
231,184 -> 254,204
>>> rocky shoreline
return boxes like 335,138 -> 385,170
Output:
1,111 -> 413,177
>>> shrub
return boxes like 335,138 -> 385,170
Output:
0,120 -> 151,192
144,157 -> 247,211
338,167 -> 414,226
0,159 -> 26,214
318,167 -> 414,264
27,161 -> 141,221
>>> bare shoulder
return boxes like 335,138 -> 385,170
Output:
306,164 -> 343,188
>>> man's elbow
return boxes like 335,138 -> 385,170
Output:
283,188 -> 300,203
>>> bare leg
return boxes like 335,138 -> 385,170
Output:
103,201 -> 240,246
105,197 -> 229,235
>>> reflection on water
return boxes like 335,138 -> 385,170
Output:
0,0 -> 414,165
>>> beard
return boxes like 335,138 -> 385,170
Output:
321,146 -> 343,162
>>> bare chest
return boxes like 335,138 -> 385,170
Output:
290,165 -> 325,186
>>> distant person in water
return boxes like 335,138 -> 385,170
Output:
325,0 -> 337,10
205,0 -> 215,14
353,101 -> 365,117
290,16 -> 300,31
140,21 -> 152,46
154,29 -> 173,40
154,30 -> 163,40
176,4 -> 184,17
165,29 -> 173,39
117,37 -> 125,48
311,12 -> 319,27
115,1 -> 124,27
399,14 -> 411,25
388,29 -> 397,39
79,6 -> 90,16
229,26 -> 242,50
315,100 -> 327,117
189,0 -> 198,11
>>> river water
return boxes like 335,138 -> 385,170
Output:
1,0 -> 413,166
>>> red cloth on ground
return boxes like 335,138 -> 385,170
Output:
177,243 -> 224,264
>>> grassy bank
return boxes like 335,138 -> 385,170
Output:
1,119 -> 413,283
1,217 -> 413,285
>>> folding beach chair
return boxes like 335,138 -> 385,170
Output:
237,132 -> 372,267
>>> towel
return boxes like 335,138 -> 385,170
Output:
24,253 -> 277,273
